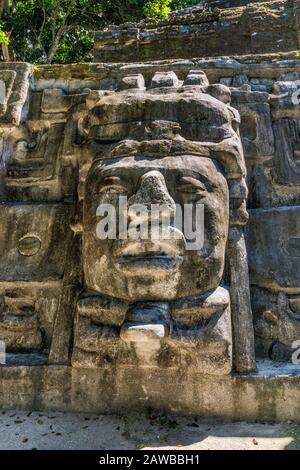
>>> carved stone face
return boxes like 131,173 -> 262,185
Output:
83,154 -> 229,301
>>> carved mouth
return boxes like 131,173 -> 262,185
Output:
115,239 -> 185,256
114,239 -> 185,274
114,253 -> 183,274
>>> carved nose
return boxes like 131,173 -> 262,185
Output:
128,171 -> 176,211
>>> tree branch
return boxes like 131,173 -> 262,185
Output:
47,24 -> 75,63
47,0 -> 76,63
37,0 -> 47,42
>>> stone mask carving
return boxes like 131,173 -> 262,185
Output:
84,155 -> 229,301
83,84 -> 245,300
71,73 -> 255,373
0,64 -> 255,375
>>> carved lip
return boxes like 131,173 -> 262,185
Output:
114,239 -> 185,257
114,239 -> 185,272
114,254 -> 183,273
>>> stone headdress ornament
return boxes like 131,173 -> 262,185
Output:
84,70 -> 248,226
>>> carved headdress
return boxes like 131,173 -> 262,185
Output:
82,70 -> 248,225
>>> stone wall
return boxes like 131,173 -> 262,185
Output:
94,0 -> 300,62
1,0 -> 300,417
1,54 -> 300,365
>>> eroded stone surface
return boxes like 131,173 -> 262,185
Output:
94,0 -> 299,63
74,74 -> 252,373
1,0 -> 300,416
0,62 -> 258,376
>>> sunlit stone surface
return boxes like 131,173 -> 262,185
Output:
1,0 -> 300,419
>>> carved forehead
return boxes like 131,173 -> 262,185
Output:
89,89 -> 235,142
92,89 -> 231,122
89,155 -> 228,189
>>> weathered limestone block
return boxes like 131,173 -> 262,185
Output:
72,288 -> 232,374
0,284 -> 60,353
94,1 -> 299,63
246,206 -> 300,291
71,70 -> 255,374
0,204 -> 73,281
48,233 -> 82,365
151,71 -> 180,88
184,70 -> 210,86
0,63 -> 31,125
41,88 -> 88,115
0,71 -> 16,117
4,6 -> 300,413
1,85 -> 90,204
0,56 -> 298,372
4,122 -> 66,202
0,63 -> 256,376
250,117 -> 300,208
0,204 -> 74,353
231,90 -> 274,160
251,286 -> 300,361
271,82 -> 300,111
120,74 -> 145,90
273,119 -> 300,185
246,206 -> 300,361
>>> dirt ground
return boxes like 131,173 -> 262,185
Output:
0,409 -> 299,450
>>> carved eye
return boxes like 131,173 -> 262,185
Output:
176,177 -> 206,195
98,176 -> 128,194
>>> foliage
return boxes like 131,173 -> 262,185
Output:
143,0 -> 172,19
0,24 -> 9,45
170,0 -> 201,9
143,0 -> 200,20
0,0 -> 202,64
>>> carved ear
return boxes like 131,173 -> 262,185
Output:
77,116 -> 90,141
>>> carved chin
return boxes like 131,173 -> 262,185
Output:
124,272 -> 183,301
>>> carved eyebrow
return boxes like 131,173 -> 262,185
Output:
98,176 -> 129,191
102,176 -> 122,184
175,177 -> 207,191
98,175 -> 125,184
